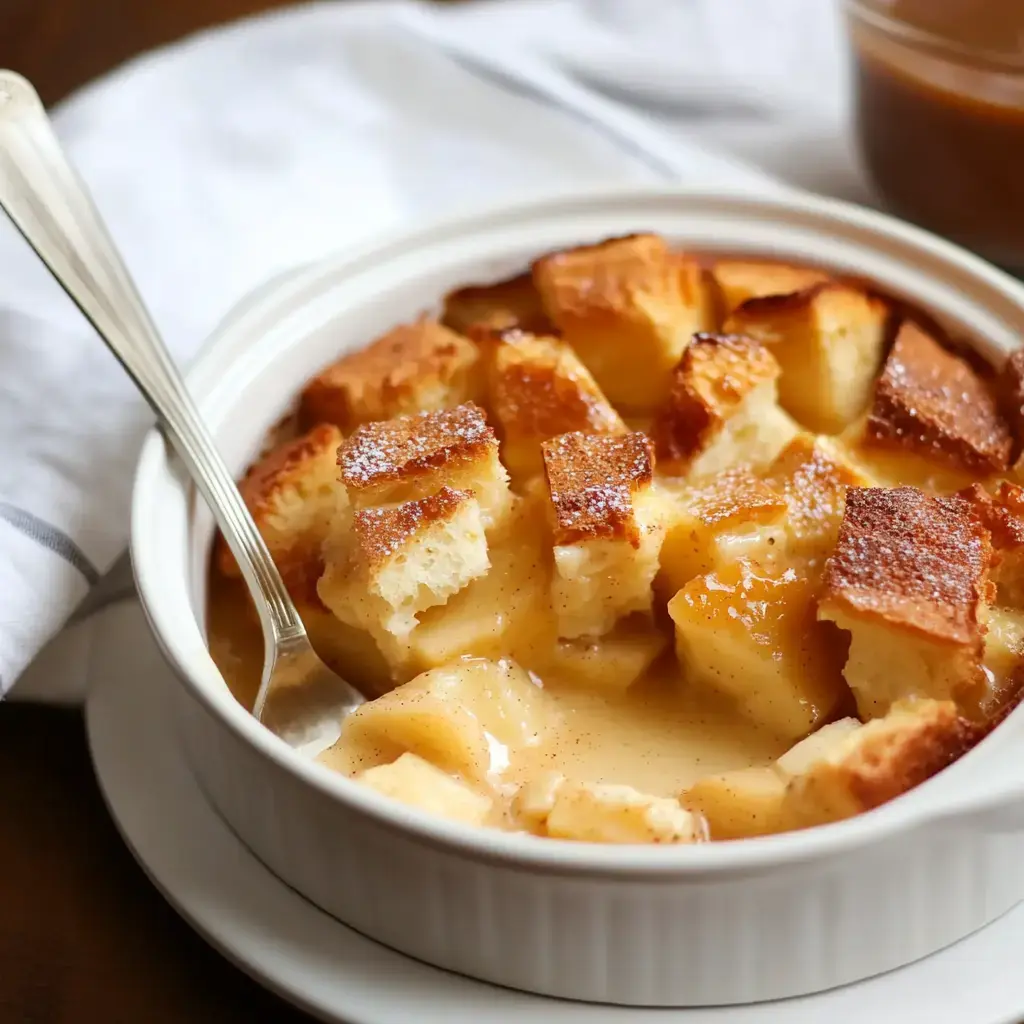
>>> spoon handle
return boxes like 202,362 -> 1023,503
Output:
0,71 -> 304,643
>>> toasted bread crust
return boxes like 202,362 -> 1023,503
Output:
712,261 -> 830,315
339,403 -> 495,490
218,422 -> 343,601
351,487 -> 472,567
865,322 -> 1011,473
822,486 -> 993,646
957,481 -> 1024,550
532,233 -> 703,328
299,320 -> 479,431
652,333 -> 779,467
800,700 -> 980,815
542,431 -> 655,547
1000,348 -> 1024,449
442,272 -> 552,335
483,330 -> 625,440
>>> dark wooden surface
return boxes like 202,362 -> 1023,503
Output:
0,2 -> 423,1021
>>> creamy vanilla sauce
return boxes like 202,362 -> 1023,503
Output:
207,574 -> 787,802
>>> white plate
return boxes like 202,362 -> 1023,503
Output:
85,600 -> 1024,1024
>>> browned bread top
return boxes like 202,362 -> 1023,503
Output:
822,485 -> 993,646
865,322 -> 1011,473
541,430 -> 655,547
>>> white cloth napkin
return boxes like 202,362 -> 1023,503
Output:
6,0 -> 862,704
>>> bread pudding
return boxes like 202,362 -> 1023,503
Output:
207,234 -> 1024,845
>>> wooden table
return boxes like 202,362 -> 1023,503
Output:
2,2 -> 447,1020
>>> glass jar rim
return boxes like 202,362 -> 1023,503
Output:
846,0 -> 1024,72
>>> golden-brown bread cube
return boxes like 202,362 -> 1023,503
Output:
341,658 -> 557,785
724,283 -> 889,434
782,699 -> 980,828
711,259 -> 829,316
318,487 -> 489,658
406,494 -> 556,674
542,618 -> 668,694
532,234 -> 712,411
763,433 -> 876,569
338,403 -> 512,528
864,322 -> 1012,474
441,271 -> 552,335
668,560 -> 849,741
357,753 -> 493,825
542,431 -> 666,639
652,332 -> 797,479
516,775 -> 706,844
299,320 -> 480,431
957,481 -> 1024,607
217,423 -> 345,604
478,329 -> 625,482
818,486 -> 995,719
656,469 -> 788,596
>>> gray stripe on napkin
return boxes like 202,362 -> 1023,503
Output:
0,503 -> 101,585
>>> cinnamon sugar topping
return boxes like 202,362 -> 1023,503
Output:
542,431 -> 655,547
823,486 -> 993,646
339,403 -> 494,490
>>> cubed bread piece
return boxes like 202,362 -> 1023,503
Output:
532,234 -> 712,410
543,618 -> 668,693
318,487 -> 489,653
657,469 -> 788,596
479,329 -> 625,481
407,495 -> 556,673
217,423 -> 345,604
712,259 -> 830,316
763,433 -> 876,569
357,753 -> 492,825
341,658 -> 556,785
652,333 -> 797,479
442,271 -> 552,335
299,320 -> 480,431
338,403 -> 512,528
518,775 -> 705,844
669,560 -> 849,741
724,283 -> 889,434
819,486 -> 994,719
864,322 -> 1011,474
957,481 -> 1024,607
542,431 -> 666,638
683,767 -> 789,840
782,699 -> 979,828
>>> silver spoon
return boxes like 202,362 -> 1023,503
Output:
0,71 -> 364,755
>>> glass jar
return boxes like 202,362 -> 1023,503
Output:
847,0 -> 1024,271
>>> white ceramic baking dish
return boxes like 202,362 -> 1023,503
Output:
131,187 -> 1024,1007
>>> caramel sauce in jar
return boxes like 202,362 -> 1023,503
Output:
848,0 -> 1024,268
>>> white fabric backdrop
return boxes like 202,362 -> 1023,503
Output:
2,0 -> 867,702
